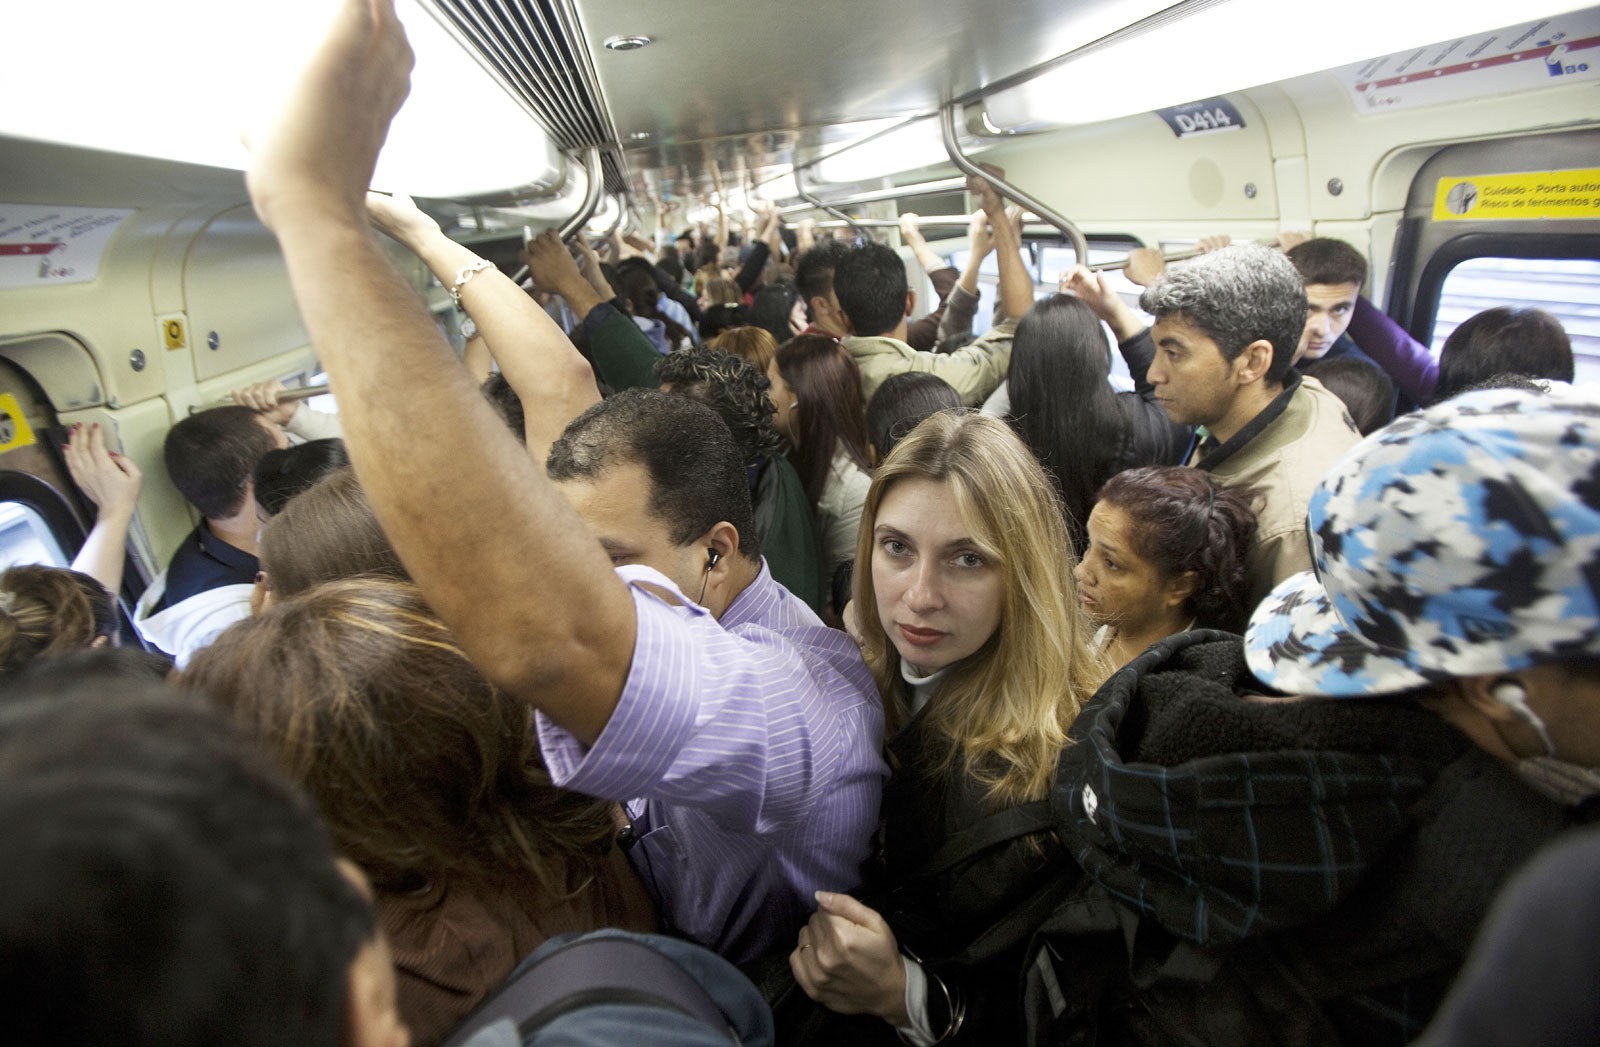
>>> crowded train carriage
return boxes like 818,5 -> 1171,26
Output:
2,0 -> 1600,1043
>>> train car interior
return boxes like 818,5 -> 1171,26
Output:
4,0 -> 1598,610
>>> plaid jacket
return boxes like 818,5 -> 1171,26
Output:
1032,631 -> 1571,1045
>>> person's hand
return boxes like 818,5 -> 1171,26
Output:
1063,266 -> 1121,319
791,892 -> 909,1024
245,0 -> 414,233
364,191 -> 441,248
522,229 -> 586,294
1122,247 -> 1167,288
1274,230 -> 1310,251
968,208 -> 995,258
898,212 -> 927,247
232,380 -> 298,426
64,422 -> 142,515
1197,234 -> 1233,254
965,163 -> 1007,215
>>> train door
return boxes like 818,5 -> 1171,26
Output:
1387,128 -> 1600,382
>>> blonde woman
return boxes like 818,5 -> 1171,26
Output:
787,412 -> 1104,1044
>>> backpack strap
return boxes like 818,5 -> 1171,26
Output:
445,934 -> 738,1046
913,800 -> 1055,880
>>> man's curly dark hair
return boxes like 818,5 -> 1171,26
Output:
655,346 -> 785,465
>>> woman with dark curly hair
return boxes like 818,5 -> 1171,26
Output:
1075,465 -> 1257,668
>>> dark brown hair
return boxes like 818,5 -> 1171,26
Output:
1095,466 -> 1258,631
258,468 -> 408,598
181,577 -> 619,896
774,334 -> 873,504
0,565 -> 115,674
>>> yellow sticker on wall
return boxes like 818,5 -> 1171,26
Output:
1434,169 -> 1600,221
0,393 -> 37,453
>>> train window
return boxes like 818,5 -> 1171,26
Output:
0,501 -> 69,570
1430,257 -> 1600,384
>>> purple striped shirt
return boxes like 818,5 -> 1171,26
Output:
537,561 -> 888,961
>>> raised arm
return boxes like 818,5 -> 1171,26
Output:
63,422 -> 142,602
366,193 -> 599,461
1348,294 -> 1437,405
244,0 -> 634,743
524,231 -> 662,393
1065,266 -> 1155,392
971,176 -> 1033,321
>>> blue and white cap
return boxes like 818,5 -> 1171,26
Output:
1246,386 -> 1600,696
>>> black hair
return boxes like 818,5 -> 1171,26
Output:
1304,357 -> 1395,435
657,245 -> 685,286
546,388 -> 759,558
1434,307 -> 1573,404
833,242 -> 909,337
866,371 -> 962,458
698,301 -> 751,341
750,281 -> 802,345
617,265 -> 694,348
1007,295 -> 1130,556
0,683 -> 373,1047
1285,238 -> 1368,288
1095,466 -> 1258,632
655,346 -> 785,467
481,372 -> 527,443
252,438 -> 351,517
795,240 -> 852,307
163,406 -> 280,519
1140,244 -> 1307,386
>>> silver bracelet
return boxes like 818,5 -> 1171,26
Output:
449,259 -> 494,304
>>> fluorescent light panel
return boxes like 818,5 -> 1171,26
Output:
985,0 -> 1600,130
0,0 -> 560,200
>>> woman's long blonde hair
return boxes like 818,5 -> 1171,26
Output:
852,412 -> 1105,806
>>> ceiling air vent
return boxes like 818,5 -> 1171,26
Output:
423,0 -> 630,195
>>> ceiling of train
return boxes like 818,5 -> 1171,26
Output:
525,0 -> 1174,209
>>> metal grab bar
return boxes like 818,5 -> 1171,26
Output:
796,163 -> 867,240
939,102 -> 1088,267
778,176 -> 968,217
205,384 -> 330,410
1086,237 -> 1280,273
509,145 -> 604,285
556,146 -> 606,242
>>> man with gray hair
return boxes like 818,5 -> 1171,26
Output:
1067,244 -> 1359,610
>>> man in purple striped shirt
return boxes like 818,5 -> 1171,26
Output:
542,389 -> 887,960
241,0 -> 884,966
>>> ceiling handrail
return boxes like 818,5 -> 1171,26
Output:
939,102 -> 1088,267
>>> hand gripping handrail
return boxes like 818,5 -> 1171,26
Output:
510,145 -> 604,285
939,102 -> 1088,266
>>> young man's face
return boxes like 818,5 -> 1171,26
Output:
1297,281 -> 1360,362
1146,316 -> 1246,429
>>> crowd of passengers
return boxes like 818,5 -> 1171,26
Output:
3,6 -> 1598,1045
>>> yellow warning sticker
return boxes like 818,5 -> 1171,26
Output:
0,393 -> 37,454
1434,168 -> 1600,221
160,314 -> 187,350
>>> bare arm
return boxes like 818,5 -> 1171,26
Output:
796,217 -> 817,256
897,213 -> 947,277
366,194 -> 599,462
971,175 -> 1034,320
245,0 -> 634,743
1065,266 -> 1146,343
63,422 -> 142,602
